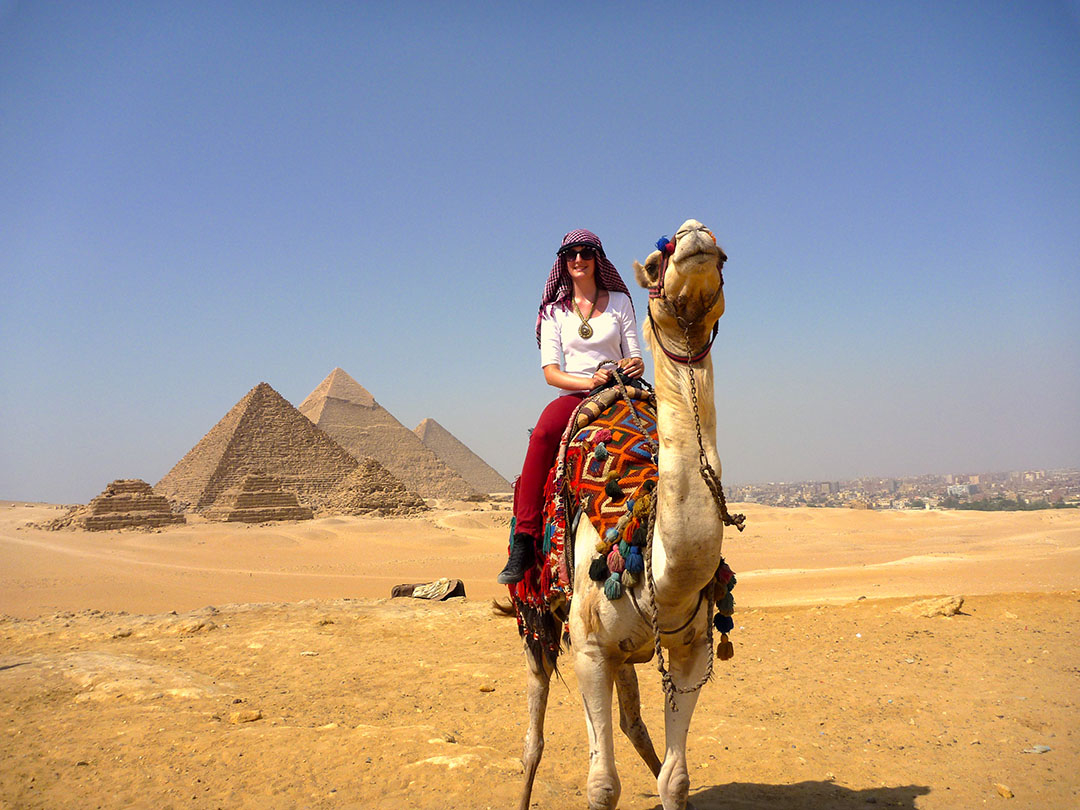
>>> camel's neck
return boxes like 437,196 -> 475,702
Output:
650,345 -> 725,602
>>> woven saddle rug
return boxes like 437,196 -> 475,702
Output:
508,385 -> 658,657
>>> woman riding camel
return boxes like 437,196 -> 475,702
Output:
498,229 -> 644,584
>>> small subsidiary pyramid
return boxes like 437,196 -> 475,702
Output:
47,479 -> 186,531
321,458 -> 428,516
414,418 -> 511,495
298,368 -> 477,500
155,382 -> 359,512
203,473 -> 314,523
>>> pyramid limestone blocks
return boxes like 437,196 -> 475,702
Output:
204,473 -> 314,523
321,458 -> 428,516
48,479 -> 186,531
299,368 -> 477,501
156,382 -> 359,513
414,418 -> 511,495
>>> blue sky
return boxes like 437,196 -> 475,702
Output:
2,1 -> 1078,503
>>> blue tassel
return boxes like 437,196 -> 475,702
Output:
604,527 -> 619,542
589,557 -> 609,582
625,548 -> 644,574
593,442 -> 608,461
714,613 -> 734,633
626,498 -> 635,512
604,573 -> 623,600
656,236 -> 670,252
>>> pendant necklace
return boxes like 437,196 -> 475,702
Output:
572,295 -> 597,339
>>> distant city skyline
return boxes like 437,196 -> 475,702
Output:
2,2 -> 1078,503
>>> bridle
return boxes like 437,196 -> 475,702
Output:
647,225 -> 726,365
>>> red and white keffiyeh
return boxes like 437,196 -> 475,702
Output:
535,229 -> 634,346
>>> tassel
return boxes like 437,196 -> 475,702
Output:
712,582 -> 728,602
542,524 -> 553,555
594,428 -> 613,443
625,548 -> 644,574
615,513 -> 631,533
604,573 -> 623,600
604,527 -> 619,542
643,479 -> 656,493
595,539 -> 612,554
589,558 -> 609,582
605,478 -> 624,499
593,442 -> 608,461
618,540 -> 631,557
727,572 -> 737,591
717,633 -> 734,661
632,526 -> 647,546
718,592 -> 735,617
633,494 -> 652,516
606,547 -> 625,574
621,569 -> 639,588
714,612 -> 734,633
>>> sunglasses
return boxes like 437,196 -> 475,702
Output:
561,246 -> 596,261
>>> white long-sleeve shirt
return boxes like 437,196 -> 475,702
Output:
539,291 -> 642,392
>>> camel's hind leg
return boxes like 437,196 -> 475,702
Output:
615,663 -> 662,777
518,643 -> 556,810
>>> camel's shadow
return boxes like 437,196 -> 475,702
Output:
646,780 -> 931,809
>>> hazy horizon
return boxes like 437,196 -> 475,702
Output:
2,2 -> 1078,504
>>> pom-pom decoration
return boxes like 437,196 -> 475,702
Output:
605,478 -> 624,499
621,569 -> 639,588
594,428 -> 613,443
632,526 -> 648,546
632,494 -> 652,516
617,540 -> 631,557
604,527 -> 619,542
625,548 -> 644,574
718,591 -> 735,617
643,479 -> 656,493
589,558 -> 609,582
655,236 -> 674,255
593,443 -> 608,461
606,547 -> 625,574
604,573 -> 624,600
595,539 -> 612,554
714,612 -> 734,633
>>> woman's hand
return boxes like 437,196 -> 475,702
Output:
618,357 -> 645,379
590,367 -> 614,389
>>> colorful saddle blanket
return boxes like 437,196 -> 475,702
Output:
508,385 -> 658,655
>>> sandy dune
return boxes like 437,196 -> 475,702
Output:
1,502 -> 1078,809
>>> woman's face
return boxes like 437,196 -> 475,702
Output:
564,246 -> 596,283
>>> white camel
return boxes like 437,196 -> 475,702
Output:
516,219 -> 736,810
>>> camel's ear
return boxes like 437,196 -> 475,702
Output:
633,250 -> 662,290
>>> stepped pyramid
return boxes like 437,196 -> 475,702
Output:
414,418 -> 511,495
204,473 -> 314,523
321,458 -> 428,516
48,479 -> 185,531
156,382 -> 360,512
298,368 -> 477,500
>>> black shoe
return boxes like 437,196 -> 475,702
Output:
497,533 -> 537,584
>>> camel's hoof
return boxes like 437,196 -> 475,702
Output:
586,781 -> 620,810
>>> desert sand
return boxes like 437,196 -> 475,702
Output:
1,501 -> 1078,809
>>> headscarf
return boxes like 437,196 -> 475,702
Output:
536,229 -> 634,346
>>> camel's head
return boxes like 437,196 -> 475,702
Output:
633,219 -> 726,357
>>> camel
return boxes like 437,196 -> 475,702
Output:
515,219 -> 736,810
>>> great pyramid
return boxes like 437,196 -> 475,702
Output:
414,418 -> 511,495
298,368 -> 477,500
155,382 -> 359,512
47,479 -> 186,531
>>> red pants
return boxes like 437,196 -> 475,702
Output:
514,392 -> 587,539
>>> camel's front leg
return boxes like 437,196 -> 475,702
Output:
615,663 -> 661,776
518,645 -> 556,810
575,647 -> 621,810
657,638 -> 711,810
